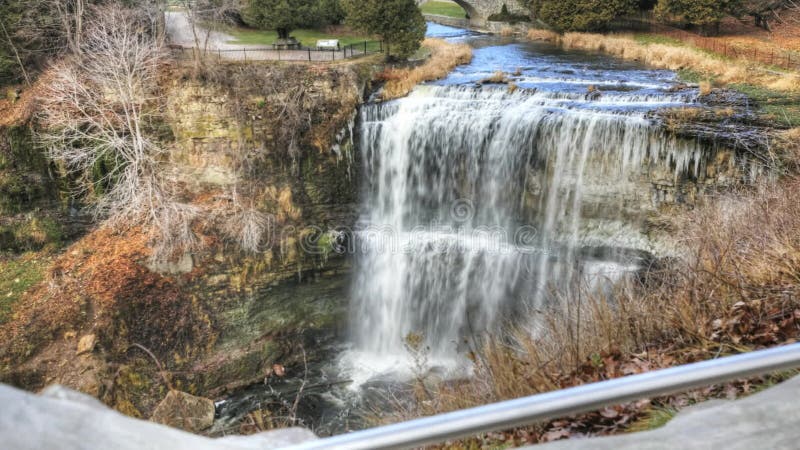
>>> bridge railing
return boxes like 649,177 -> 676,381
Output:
280,343 -> 800,450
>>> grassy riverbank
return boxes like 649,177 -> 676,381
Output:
378,38 -> 472,100
528,30 -> 800,93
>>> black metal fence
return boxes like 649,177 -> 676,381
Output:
171,41 -> 384,62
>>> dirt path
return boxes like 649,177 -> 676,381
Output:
164,11 -> 373,62
165,11 -> 259,51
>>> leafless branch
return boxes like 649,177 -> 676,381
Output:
37,4 -> 199,263
0,19 -> 31,85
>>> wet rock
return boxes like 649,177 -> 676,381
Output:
151,390 -> 216,432
653,92 -> 773,156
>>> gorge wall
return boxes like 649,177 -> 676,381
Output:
0,61 -> 376,422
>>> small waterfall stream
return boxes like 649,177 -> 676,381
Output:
344,30 -> 712,380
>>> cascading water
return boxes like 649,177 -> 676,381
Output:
343,28 -> 714,382
213,25 -> 752,436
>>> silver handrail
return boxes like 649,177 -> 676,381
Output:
281,343 -> 800,450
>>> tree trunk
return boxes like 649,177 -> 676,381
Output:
753,14 -> 771,31
278,28 -> 290,40
0,19 -> 30,85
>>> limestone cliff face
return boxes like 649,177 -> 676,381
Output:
159,63 -> 376,399
0,61 -> 377,419
163,63 -> 368,278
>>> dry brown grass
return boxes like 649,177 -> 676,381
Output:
527,29 -> 559,42
0,70 -> 55,127
387,177 -> 800,444
778,128 -> 800,171
661,107 -> 703,128
530,32 -> 800,93
379,38 -> 472,100
698,80 -> 712,96
0,226 -> 213,367
480,70 -> 509,84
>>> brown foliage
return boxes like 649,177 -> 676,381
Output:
0,227 -> 213,367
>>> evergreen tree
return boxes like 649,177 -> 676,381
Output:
318,0 -> 346,26
655,0 -> 743,35
342,0 -> 426,59
242,0 -> 319,39
531,0 -> 638,32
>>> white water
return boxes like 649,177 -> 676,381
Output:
342,39 -> 711,383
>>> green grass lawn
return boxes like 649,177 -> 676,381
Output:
0,255 -> 47,325
728,83 -> 800,128
420,1 -> 467,18
633,34 -> 686,47
677,68 -> 800,128
223,26 -> 374,48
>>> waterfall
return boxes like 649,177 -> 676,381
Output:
345,84 -> 704,378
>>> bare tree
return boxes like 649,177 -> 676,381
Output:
0,19 -> 31,85
788,0 -> 800,23
55,0 -> 87,55
218,187 -> 274,253
743,0 -> 800,31
15,0 -> 91,56
38,4 -> 198,261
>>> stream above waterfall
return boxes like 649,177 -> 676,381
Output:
216,23 -> 744,436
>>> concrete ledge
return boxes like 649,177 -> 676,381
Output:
0,384 -> 318,450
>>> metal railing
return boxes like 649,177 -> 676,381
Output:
282,343 -> 800,450
170,41 -> 384,62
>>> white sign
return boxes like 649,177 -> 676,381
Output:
316,39 -> 340,50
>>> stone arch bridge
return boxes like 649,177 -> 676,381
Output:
418,0 -> 529,25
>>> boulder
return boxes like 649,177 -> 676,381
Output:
76,334 -> 97,355
150,390 -> 215,432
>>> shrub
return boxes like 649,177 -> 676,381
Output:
379,38 -> 472,99
342,0 -> 427,59
383,178 -> 800,444
531,0 -> 638,32
317,0 -> 346,26
655,0 -> 743,35
242,0 -> 320,39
